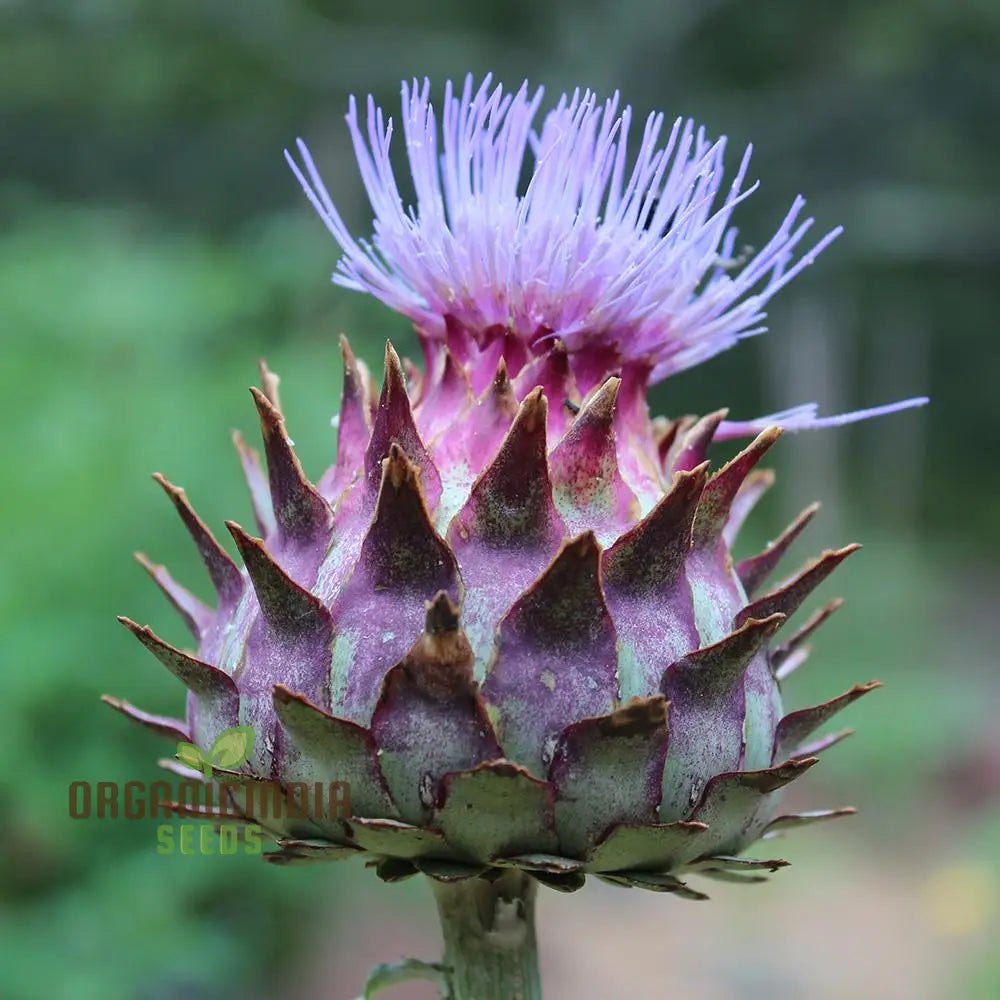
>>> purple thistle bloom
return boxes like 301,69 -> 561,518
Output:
287,74 -> 926,427
108,71 -> 929,1000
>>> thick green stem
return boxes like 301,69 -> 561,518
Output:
430,871 -> 542,1000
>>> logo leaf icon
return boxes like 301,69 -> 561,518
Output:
176,742 -> 211,779
208,725 -> 256,772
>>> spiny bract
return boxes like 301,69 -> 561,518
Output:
106,76 -> 915,899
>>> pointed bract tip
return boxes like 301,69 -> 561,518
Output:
587,375 -> 622,415
361,442 -> 456,595
688,408 -> 730,436
517,386 -> 547,435
381,441 -> 419,491
602,459 -> 708,594
425,591 -> 460,635
100,694 -> 190,741
738,543 -> 861,628
257,359 -> 282,412
561,530 -> 601,561
764,806 -> 858,837
134,550 -> 155,572
248,385 -> 333,547
116,614 -> 146,634
737,501 -> 822,596
668,459 -> 711,506
676,460 -> 711,489
249,384 -> 279,424
774,681 -> 880,761
369,342 -> 412,422
599,694 -> 668,736
149,475 -> 200,529
664,611 -> 785,698
486,355 -> 519,409
384,339 -> 404,376
271,682 -> 299,706
743,756 -> 820,793
226,519 -> 322,622
812,542 -> 863,570
364,338 -> 441,506
117,615 -> 239,704
132,550 -> 209,633
773,596 -> 846,670
148,473 -> 242,595
739,611 -> 787,635
339,332 -> 355,363
150,471 -> 179,496
709,424 -> 782,485
225,518 -> 256,547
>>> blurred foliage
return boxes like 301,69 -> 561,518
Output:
1,1 -> 998,998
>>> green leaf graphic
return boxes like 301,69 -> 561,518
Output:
176,742 -> 209,773
356,959 -> 449,999
208,725 -> 256,771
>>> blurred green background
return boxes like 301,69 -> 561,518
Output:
2,1 -> 998,998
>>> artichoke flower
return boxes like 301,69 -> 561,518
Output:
106,76 -> 926,999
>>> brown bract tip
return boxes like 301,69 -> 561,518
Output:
402,596 -> 475,702
148,475 -> 243,604
485,356 -> 520,420
598,695 -> 668,737
517,387 -> 547,436
384,339 -> 404,378
753,756 -> 819,792
338,332 -> 355,365
249,384 -> 280,427
469,759 -> 529,780
602,462 -> 707,594
560,531 -> 600,562
258,358 -> 282,412
425,590 -> 460,635
382,442 -> 418,492
737,544 -> 861,628
585,376 -> 621,420
226,520 -> 331,633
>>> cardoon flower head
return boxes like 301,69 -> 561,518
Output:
288,75 -> 923,415
108,75 -> 926,1000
